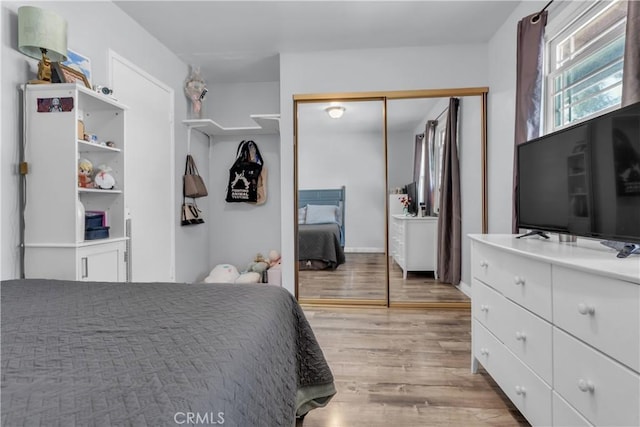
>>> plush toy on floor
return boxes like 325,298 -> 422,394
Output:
203,264 -> 239,283
235,253 -> 269,283
267,249 -> 282,286
268,250 -> 281,268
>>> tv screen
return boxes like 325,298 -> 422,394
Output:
406,182 -> 418,216
517,101 -> 640,244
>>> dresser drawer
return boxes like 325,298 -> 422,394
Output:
472,241 -> 552,320
552,391 -> 592,427
501,296 -> 553,385
474,320 -> 552,427
473,278 -> 553,384
553,266 -> 640,372
472,279 -> 507,337
553,328 -> 640,427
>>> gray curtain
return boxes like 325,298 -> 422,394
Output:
412,134 -> 423,187
622,0 -> 640,107
512,11 -> 548,233
437,98 -> 461,285
412,121 -> 439,215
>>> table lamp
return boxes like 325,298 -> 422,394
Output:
18,6 -> 67,83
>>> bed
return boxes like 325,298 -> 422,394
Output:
0,279 -> 335,426
298,187 -> 346,270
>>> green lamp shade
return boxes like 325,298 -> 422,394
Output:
18,6 -> 67,62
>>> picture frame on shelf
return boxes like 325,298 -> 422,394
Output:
51,62 -> 91,89
62,49 -> 92,85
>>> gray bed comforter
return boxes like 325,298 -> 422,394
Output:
1,279 -> 335,426
298,223 -> 346,269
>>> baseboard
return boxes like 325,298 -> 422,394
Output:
344,247 -> 385,253
457,280 -> 471,298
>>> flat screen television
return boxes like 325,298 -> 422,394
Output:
405,181 -> 419,216
517,100 -> 640,245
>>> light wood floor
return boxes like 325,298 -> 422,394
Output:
299,307 -> 529,427
298,253 -> 470,303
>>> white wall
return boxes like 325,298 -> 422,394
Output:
280,44 -> 489,294
387,129 -> 415,191
1,2 -> 209,282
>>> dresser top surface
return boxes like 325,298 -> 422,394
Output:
469,234 -> 640,284
391,214 -> 438,221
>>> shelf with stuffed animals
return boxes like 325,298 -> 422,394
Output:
22,82 -> 128,282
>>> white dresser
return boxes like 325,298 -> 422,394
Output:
390,214 -> 438,279
470,234 -> 640,426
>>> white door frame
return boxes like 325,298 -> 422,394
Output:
107,50 -> 176,281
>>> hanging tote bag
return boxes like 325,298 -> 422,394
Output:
181,198 -> 204,226
225,140 -> 264,203
184,154 -> 208,198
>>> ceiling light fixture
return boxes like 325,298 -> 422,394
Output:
325,105 -> 346,119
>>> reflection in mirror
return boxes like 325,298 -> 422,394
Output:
387,97 -> 480,304
297,100 -> 387,302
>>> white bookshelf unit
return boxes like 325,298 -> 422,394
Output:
23,83 -> 128,281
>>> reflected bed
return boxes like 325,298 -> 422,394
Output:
298,187 -> 346,270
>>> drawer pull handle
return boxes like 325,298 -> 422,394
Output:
515,385 -> 526,396
480,260 -> 489,268
514,276 -> 526,285
480,304 -> 489,312
577,379 -> 595,393
577,303 -> 595,315
480,348 -> 489,356
515,331 -> 527,341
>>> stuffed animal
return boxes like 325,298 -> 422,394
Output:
235,253 -> 269,284
94,165 -> 116,190
78,158 -> 93,188
268,250 -> 281,268
235,272 -> 261,284
203,264 -> 239,283
246,252 -> 269,275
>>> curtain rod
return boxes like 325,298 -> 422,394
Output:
434,106 -> 448,122
417,105 -> 450,137
531,0 -> 553,24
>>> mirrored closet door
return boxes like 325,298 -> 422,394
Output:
294,88 -> 488,307
386,95 -> 485,306
296,99 -> 387,304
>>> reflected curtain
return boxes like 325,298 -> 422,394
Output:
424,120 -> 438,216
412,122 -> 438,215
512,10 -> 548,233
437,98 -> 461,285
622,0 -> 640,106
412,134 -> 423,188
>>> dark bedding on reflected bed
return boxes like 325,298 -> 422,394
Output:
0,279 -> 335,427
298,223 -> 346,270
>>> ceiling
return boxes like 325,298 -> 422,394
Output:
115,1 -> 521,84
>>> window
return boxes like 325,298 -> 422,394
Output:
546,0 -> 627,132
